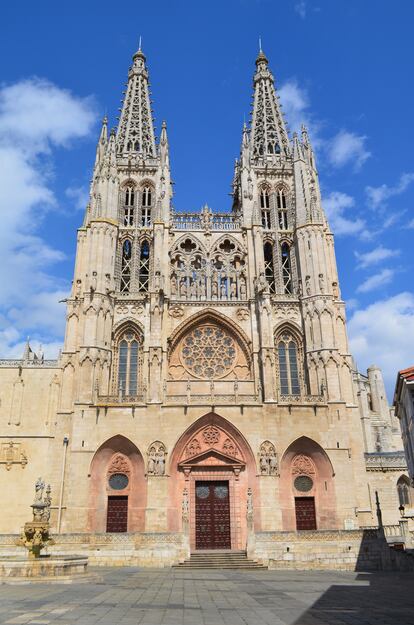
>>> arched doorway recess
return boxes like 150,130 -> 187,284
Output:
280,436 -> 337,530
87,435 -> 146,532
168,413 -> 259,551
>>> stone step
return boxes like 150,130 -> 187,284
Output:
172,551 -> 267,570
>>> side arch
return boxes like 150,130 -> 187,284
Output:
87,435 -> 146,532
279,436 -> 337,530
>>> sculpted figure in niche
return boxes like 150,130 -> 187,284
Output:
230,280 -> 237,300
220,280 -> 227,299
180,278 -> 187,298
305,275 -> 311,295
212,275 -> 218,298
258,441 -> 278,475
239,275 -> 247,299
147,441 -> 167,476
171,274 -> 177,296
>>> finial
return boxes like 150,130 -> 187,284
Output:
259,36 -> 262,52
139,35 -> 142,51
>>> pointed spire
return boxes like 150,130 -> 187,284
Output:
159,120 -> 169,168
292,131 -> 304,161
116,45 -> 156,158
249,49 -> 290,159
94,115 -> 108,170
102,128 -> 117,178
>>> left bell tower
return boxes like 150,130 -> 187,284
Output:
60,46 -> 172,409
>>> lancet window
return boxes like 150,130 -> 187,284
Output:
141,186 -> 153,227
138,240 -> 150,292
120,239 -> 132,293
263,242 -> 276,293
281,243 -> 293,294
115,328 -> 141,396
277,332 -> 300,395
277,189 -> 288,230
170,236 -> 247,301
260,188 -> 271,229
123,185 -> 135,226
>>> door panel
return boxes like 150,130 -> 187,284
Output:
195,481 -> 231,549
106,495 -> 128,532
295,496 -> 317,530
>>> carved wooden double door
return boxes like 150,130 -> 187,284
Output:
295,496 -> 317,530
106,496 -> 128,532
195,480 -> 231,549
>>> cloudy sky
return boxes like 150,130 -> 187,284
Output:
0,0 -> 413,398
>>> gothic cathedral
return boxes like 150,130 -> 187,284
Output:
0,47 -> 407,566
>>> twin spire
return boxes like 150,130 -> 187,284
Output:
98,45 -> 310,169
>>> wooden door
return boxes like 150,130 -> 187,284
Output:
295,496 -> 317,530
195,481 -> 231,549
106,496 -> 128,532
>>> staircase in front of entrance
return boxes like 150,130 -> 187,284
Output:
173,550 -> 268,570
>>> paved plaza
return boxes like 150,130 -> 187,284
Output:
0,567 -> 413,625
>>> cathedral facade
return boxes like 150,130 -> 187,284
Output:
0,48 -> 409,564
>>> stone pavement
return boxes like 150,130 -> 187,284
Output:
0,567 -> 413,625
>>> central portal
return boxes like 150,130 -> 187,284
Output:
195,480 -> 231,549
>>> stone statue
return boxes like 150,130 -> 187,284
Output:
239,276 -> 247,299
259,441 -> 278,476
212,277 -> 218,298
318,273 -> 325,294
230,281 -> 237,299
34,477 -> 45,503
74,278 -> 82,299
171,274 -> 177,296
220,281 -> 227,299
305,275 -> 311,296
90,271 -> 97,293
42,484 -> 52,522
182,488 -> 189,520
180,278 -> 187,298
147,442 -> 167,476
247,488 -> 253,520
257,272 -> 268,294
199,278 -> 206,298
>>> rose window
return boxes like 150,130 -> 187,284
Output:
180,325 -> 237,379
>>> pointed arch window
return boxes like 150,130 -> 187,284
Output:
120,239 -> 132,293
123,185 -> 135,226
397,476 -> 411,507
277,189 -> 288,230
281,242 -> 293,294
117,330 -> 140,396
138,240 -> 150,292
260,189 -> 271,229
141,186 -> 152,227
263,242 -> 275,293
278,334 -> 300,395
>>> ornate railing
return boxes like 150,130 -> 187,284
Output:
365,452 -> 407,471
172,212 -> 241,231
166,394 -> 258,405
96,394 -> 145,405
278,394 -> 325,404
0,359 -> 58,368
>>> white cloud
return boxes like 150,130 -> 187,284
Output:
348,292 -> 414,399
279,79 -> 309,134
65,185 -> 89,210
355,245 -> 399,269
325,130 -> 371,170
356,268 -> 394,293
409,219 -> 414,229
366,172 -> 414,209
294,1 -> 307,19
323,191 -> 365,236
0,77 -> 96,357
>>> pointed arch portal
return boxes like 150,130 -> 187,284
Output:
168,413 -> 259,551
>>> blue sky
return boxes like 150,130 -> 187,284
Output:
0,0 -> 413,398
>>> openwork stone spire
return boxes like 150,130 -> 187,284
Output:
116,46 -> 156,157
250,50 -> 290,158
